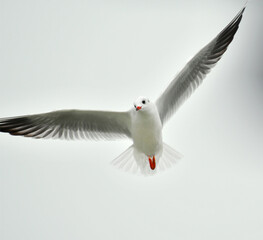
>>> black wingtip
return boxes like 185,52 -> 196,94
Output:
213,5 -> 246,49
237,5 -> 246,20
240,5 -> 246,15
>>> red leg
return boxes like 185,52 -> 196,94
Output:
148,157 -> 153,169
152,155 -> 156,170
148,156 -> 156,170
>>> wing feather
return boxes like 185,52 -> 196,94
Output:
0,109 -> 131,140
156,7 -> 245,124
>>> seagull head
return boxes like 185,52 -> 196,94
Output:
133,96 -> 150,112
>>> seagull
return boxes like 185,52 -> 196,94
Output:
0,7 -> 245,175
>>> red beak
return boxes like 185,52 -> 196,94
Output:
136,106 -> 142,111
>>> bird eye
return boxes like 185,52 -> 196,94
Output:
134,105 -> 136,108
142,100 -> 146,104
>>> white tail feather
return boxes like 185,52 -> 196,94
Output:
111,145 -> 140,174
111,143 -> 182,176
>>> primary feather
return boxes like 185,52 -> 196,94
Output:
156,7 -> 245,124
0,110 -> 131,140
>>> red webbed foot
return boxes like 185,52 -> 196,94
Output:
148,155 -> 156,170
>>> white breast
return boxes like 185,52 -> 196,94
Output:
131,103 -> 163,156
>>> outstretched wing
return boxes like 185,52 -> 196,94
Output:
0,110 -> 131,140
156,7 -> 245,124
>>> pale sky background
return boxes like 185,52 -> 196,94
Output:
0,0 -> 263,239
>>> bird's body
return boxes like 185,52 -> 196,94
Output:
0,7 -> 246,175
131,100 -> 162,157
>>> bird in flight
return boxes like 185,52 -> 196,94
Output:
0,7 -> 245,175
